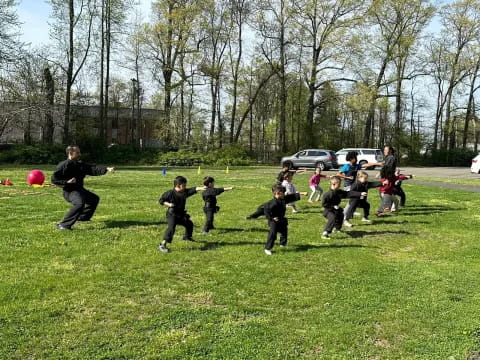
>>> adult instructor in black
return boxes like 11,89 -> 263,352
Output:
51,145 -> 114,230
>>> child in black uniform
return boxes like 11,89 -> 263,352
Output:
321,176 -> 364,239
158,176 -> 205,253
343,171 -> 383,227
263,184 -> 306,255
201,176 -> 234,235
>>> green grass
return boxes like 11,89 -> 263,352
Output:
415,176 -> 480,186
1,166 -> 480,359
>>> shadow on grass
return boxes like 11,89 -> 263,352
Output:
372,218 -> 430,225
292,243 -> 367,252
103,220 -> 164,229
346,230 -> 410,239
217,227 -> 265,233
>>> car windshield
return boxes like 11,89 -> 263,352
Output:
363,150 -> 375,155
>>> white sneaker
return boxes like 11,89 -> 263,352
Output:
353,212 -> 361,216
307,200 -> 313,203
159,243 -> 169,253
361,217 -> 371,223
264,249 -> 273,255
344,220 -> 353,228
321,231 -> 329,239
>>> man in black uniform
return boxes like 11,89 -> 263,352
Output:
51,145 -> 114,230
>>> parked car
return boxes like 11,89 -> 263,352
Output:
336,148 -> 384,169
280,149 -> 338,170
471,154 -> 480,174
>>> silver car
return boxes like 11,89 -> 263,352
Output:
280,149 -> 338,170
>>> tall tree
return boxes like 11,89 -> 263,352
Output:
439,0 -> 480,149
292,0 -> 365,148
146,0 -> 199,146
49,0 -> 96,143
0,0 -> 21,70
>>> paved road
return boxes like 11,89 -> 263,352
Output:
330,166 -> 480,192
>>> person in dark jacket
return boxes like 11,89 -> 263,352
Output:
263,184 -> 306,255
51,145 -> 114,230
321,176 -> 364,239
201,176 -> 233,235
158,176 -> 205,253
343,171 -> 384,227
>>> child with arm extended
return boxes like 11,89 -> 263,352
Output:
308,167 -> 329,202
201,176 -> 234,235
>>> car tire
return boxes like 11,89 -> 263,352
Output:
283,161 -> 294,170
315,161 -> 325,171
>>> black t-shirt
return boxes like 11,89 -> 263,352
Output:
202,188 -> 225,209
159,188 -> 197,215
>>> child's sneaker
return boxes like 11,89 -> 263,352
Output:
308,200 -> 313,203
159,243 -> 169,253
321,231 -> 329,239
264,249 -> 273,255
375,212 -> 383,217
344,220 -> 353,227
361,217 -> 371,223
292,209 -> 300,213
353,212 -> 361,216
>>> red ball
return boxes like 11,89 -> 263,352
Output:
27,170 -> 45,185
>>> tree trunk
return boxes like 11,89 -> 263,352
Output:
43,66 -> 55,143
63,0 -> 75,144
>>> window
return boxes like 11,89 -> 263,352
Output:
297,151 -> 306,157
363,150 -> 376,155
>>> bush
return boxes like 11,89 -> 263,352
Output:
0,144 -> 65,164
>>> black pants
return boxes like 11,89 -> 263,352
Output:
60,188 -> 100,227
249,204 -> 265,219
203,208 -> 216,232
163,214 -> 193,243
323,208 -> 344,233
394,186 -> 406,206
265,218 -> 288,250
345,199 -> 370,220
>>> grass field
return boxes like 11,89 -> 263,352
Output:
1,166 -> 480,359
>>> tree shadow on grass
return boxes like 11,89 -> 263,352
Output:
103,220 -> 164,229
216,227 -> 265,233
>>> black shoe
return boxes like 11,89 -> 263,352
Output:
182,236 -> 195,242
56,224 -> 72,231
245,215 -> 253,220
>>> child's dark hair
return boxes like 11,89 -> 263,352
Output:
385,145 -> 395,155
203,176 -> 214,186
346,151 -> 358,162
174,176 -> 187,186
273,184 -> 286,194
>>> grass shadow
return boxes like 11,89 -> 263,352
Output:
292,243 -> 367,252
103,220 -> 163,229
346,230 -> 410,239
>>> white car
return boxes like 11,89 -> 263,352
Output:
471,154 -> 480,174
336,148 -> 384,169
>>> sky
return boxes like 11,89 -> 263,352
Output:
17,0 -> 152,46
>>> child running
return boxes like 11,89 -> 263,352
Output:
263,184 -> 304,255
201,176 -> 234,235
343,171 -> 384,227
308,167 -> 329,203
158,176 -> 205,253
321,176 -> 364,239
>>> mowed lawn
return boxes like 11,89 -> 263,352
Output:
1,166 -> 480,359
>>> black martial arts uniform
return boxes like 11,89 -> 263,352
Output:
159,188 -> 197,242
264,193 -> 300,251
202,187 -> 225,233
345,180 -> 382,220
322,189 -> 360,233
51,159 -> 108,228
